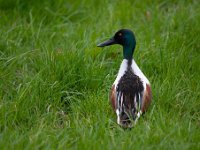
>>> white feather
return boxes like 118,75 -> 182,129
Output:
113,59 -> 128,89
131,59 -> 150,90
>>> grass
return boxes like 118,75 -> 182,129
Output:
0,0 -> 200,149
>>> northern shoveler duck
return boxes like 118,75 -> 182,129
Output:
97,29 -> 152,128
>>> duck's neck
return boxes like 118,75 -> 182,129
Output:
127,59 -> 132,70
123,46 -> 134,60
123,43 -> 136,71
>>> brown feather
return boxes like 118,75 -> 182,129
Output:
141,84 -> 152,113
110,85 -> 116,110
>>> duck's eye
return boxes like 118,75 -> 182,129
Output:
118,33 -> 122,36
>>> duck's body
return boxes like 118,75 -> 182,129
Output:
110,59 -> 151,127
98,29 -> 152,128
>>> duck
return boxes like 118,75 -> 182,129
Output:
97,29 -> 152,128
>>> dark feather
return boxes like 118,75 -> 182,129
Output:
116,66 -> 144,123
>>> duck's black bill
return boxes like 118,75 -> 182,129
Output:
97,37 -> 117,47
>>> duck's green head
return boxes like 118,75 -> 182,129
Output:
97,29 -> 136,59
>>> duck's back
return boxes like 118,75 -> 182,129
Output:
116,68 -> 144,120
111,59 -> 151,127
117,67 -> 144,96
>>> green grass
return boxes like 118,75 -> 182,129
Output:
0,0 -> 200,149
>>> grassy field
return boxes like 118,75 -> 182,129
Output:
0,0 -> 200,149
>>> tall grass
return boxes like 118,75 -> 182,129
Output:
0,0 -> 200,149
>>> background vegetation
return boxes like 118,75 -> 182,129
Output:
0,0 -> 199,149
